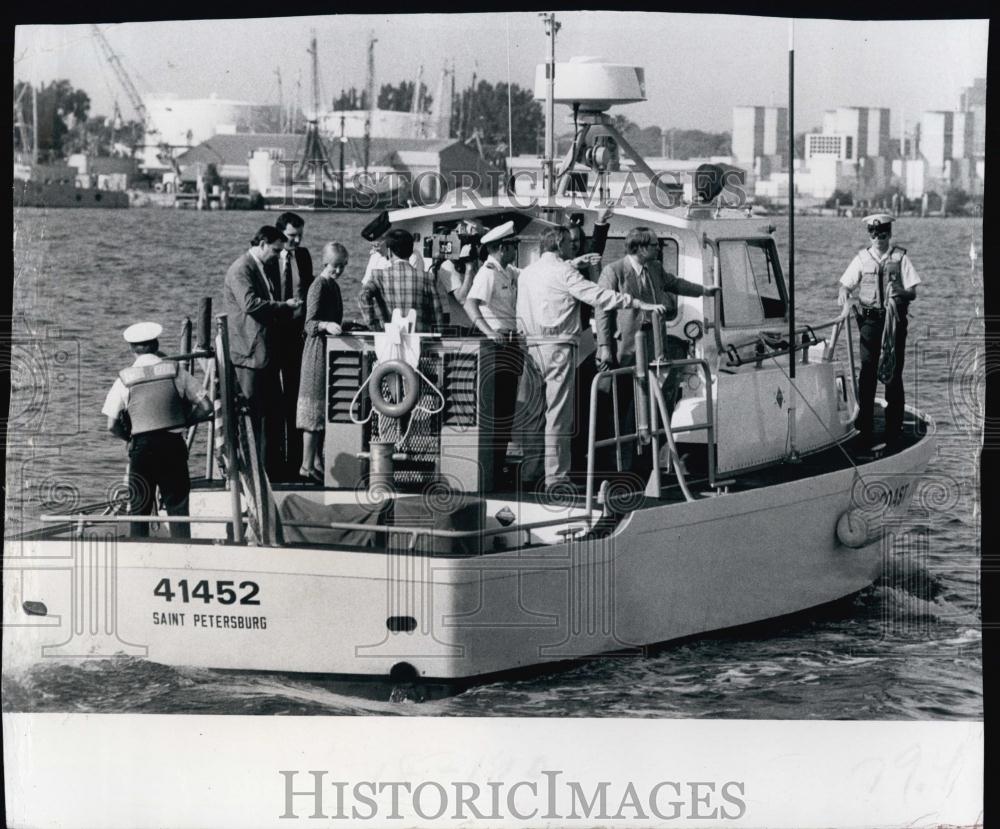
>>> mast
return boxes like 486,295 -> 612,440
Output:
411,64 -> 424,138
540,13 -> 560,197
275,67 -> 284,133
787,19 -> 795,383
308,32 -> 321,119
339,114 -> 346,193
450,60 -> 456,139
32,82 -> 39,165
294,71 -> 302,132
786,18 -> 800,462
363,33 -> 377,175
296,32 -> 336,187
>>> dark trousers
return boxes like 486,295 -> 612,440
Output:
275,334 -> 304,478
491,339 -> 524,486
235,364 -> 284,481
856,307 -> 909,438
127,432 -> 191,539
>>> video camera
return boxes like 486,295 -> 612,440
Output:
423,223 -> 482,264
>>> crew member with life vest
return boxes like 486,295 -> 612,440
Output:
102,322 -> 212,538
838,213 -> 920,444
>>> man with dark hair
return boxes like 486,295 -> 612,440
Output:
515,226 -> 666,492
595,225 -> 719,477
271,211 -> 314,480
361,229 -> 444,332
102,321 -> 212,538
223,225 -> 301,479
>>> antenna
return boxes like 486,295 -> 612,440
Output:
364,33 -> 377,174
540,12 -> 561,197
786,18 -> 801,463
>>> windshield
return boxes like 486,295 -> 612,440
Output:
717,238 -> 787,327
603,237 -> 680,276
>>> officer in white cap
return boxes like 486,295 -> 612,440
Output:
838,213 -> 920,443
465,220 -> 524,486
102,322 -> 212,538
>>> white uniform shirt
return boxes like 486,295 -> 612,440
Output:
839,246 -> 920,292
515,251 -> 635,338
437,259 -> 475,330
102,354 -> 207,434
468,255 -> 520,332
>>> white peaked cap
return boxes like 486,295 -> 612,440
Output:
123,321 -> 163,344
863,213 -> 894,229
481,221 -> 518,245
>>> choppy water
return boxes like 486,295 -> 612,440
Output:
4,207 -> 983,718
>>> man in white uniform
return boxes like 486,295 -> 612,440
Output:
838,213 -> 920,443
515,226 -> 666,492
465,221 -> 523,486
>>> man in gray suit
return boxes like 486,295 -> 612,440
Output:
223,225 -> 301,479
595,226 -> 719,477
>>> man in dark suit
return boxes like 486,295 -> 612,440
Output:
223,225 -> 301,480
270,212 -> 314,480
595,226 -> 720,478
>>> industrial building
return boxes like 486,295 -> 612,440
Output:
174,132 -> 501,204
731,105 -> 788,178
739,84 -> 985,207
139,93 -> 281,172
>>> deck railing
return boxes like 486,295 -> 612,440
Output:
584,311 -> 719,514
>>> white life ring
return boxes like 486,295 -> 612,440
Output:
368,360 -> 420,419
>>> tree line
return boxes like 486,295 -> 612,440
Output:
14,76 -> 733,166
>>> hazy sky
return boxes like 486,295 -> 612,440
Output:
14,13 -> 989,134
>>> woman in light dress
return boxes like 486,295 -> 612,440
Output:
296,242 -> 347,482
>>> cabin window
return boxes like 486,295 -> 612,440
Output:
602,237 -> 680,277
717,239 -> 787,327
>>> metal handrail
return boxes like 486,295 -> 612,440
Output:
41,515 -> 236,524
721,314 -> 845,367
584,352 -> 717,513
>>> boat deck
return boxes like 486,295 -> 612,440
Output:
16,408 -> 924,550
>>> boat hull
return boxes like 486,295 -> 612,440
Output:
3,420 -> 934,683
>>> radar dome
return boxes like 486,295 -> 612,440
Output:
534,57 -> 646,112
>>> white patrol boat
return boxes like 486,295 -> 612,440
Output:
3,50 -> 935,698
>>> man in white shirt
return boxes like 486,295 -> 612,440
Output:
515,226 -> 666,492
436,244 -> 477,336
838,213 -> 920,443
102,321 -> 212,538
465,221 -> 523,486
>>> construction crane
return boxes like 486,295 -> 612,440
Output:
13,83 -> 33,162
90,23 -> 174,168
90,24 -> 149,128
